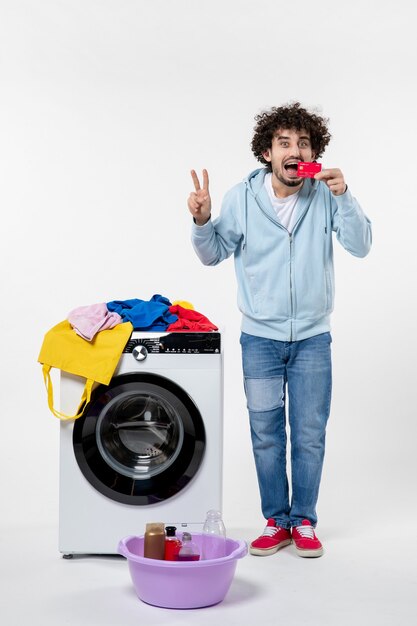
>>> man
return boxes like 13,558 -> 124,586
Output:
188,102 -> 372,558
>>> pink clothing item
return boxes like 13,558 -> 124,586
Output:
68,303 -> 123,341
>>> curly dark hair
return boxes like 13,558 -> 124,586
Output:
251,102 -> 331,170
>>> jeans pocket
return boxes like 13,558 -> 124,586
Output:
244,376 -> 284,412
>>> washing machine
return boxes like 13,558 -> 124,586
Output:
59,331 -> 223,556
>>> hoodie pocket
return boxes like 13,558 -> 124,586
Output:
248,273 -> 290,320
325,269 -> 333,312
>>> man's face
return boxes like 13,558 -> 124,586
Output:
262,128 -> 315,188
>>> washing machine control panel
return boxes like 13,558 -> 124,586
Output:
124,332 -> 221,355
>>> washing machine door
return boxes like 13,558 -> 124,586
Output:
73,373 -> 206,505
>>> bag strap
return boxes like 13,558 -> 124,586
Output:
42,364 -> 94,421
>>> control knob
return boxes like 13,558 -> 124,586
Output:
133,344 -> 148,361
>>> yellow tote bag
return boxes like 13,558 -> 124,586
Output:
38,320 -> 133,421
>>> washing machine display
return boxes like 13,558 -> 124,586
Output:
73,373 -> 205,505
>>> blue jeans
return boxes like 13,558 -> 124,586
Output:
240,331 -> 332,529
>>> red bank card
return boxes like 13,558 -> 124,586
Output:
297,162 -> 322,178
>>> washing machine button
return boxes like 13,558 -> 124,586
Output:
133,345 -> 148,361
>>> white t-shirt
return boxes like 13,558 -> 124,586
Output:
264,173 -> 300,233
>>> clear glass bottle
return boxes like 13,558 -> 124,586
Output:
202,509 -> 227,560
175,532 -> 200,561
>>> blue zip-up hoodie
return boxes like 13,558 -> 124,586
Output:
191,168 -> 372,341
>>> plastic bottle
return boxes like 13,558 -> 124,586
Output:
164,526 -> 181,561
175,532 -> 200,561
143,522 -> 165,560
202,509 -> 227,560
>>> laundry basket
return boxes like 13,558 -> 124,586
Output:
118,533 -> 247,609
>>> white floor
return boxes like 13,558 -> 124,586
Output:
1,521 -> 416,626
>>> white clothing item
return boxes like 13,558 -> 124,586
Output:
264,172 -> 300,233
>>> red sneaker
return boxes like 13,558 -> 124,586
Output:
249,519 -> 292,556
291,520 -> 323,557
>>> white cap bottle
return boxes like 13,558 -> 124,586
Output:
176,532 -> 200,561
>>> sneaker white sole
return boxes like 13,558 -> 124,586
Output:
249,539 -> 292,556
294,546 -> 324,558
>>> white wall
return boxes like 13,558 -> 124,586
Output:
1,0 -> 416,530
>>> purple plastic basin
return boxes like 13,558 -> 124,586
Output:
118,533 -> 247,609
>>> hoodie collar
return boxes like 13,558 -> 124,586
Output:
244,167 -> 319,230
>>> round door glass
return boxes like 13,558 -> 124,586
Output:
96,390 -> 184,479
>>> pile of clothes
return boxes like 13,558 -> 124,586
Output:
67,294 -> 218,341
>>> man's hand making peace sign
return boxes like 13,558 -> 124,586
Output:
188,169 -> 211,226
